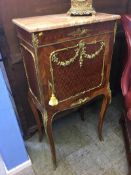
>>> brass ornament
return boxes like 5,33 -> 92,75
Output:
49,63 -> 59,107
50,40 -> 105,67
68,0 -> 96,16
43,110 -> 48,130
71,97 -> 90,107
114,22 -> 117,43
107,84 -> 112,104
49,93 -> 59,106
32,32 -> 43,48
68,28 -> 90,37
32,33 -> 39,48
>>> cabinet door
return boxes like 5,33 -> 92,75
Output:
39,33 -> 111,103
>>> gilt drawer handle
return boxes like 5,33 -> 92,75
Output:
68,28 -> 90,37
50,40 -> 105,67
71,97 -> 90,107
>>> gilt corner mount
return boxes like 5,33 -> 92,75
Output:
68,0 -> 96,16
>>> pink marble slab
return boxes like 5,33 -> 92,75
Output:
12,13 -> 120,33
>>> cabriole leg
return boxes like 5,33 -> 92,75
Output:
79,107 -> 85,121
43,112 -> 57,169
28,95 -> 43,141
98,91 -> 111,141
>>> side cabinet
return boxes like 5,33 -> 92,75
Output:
13,13 -> 120,167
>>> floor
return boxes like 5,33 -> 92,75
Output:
23,95 -> 128,175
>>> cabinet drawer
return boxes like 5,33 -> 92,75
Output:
37,21 -> 114,46
39,33 -> 110,103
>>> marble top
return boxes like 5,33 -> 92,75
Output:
12,13 -> 120,33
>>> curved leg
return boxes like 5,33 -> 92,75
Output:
79,107 -> 85,121
28,96 -> 43,141
98,91 -> 111,141
43,112 -> 57,169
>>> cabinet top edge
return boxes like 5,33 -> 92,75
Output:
12,13 -> 121,33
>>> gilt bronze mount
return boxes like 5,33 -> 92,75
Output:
68,0 -> 96,16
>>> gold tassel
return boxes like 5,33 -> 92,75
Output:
49,93 -> 58,106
